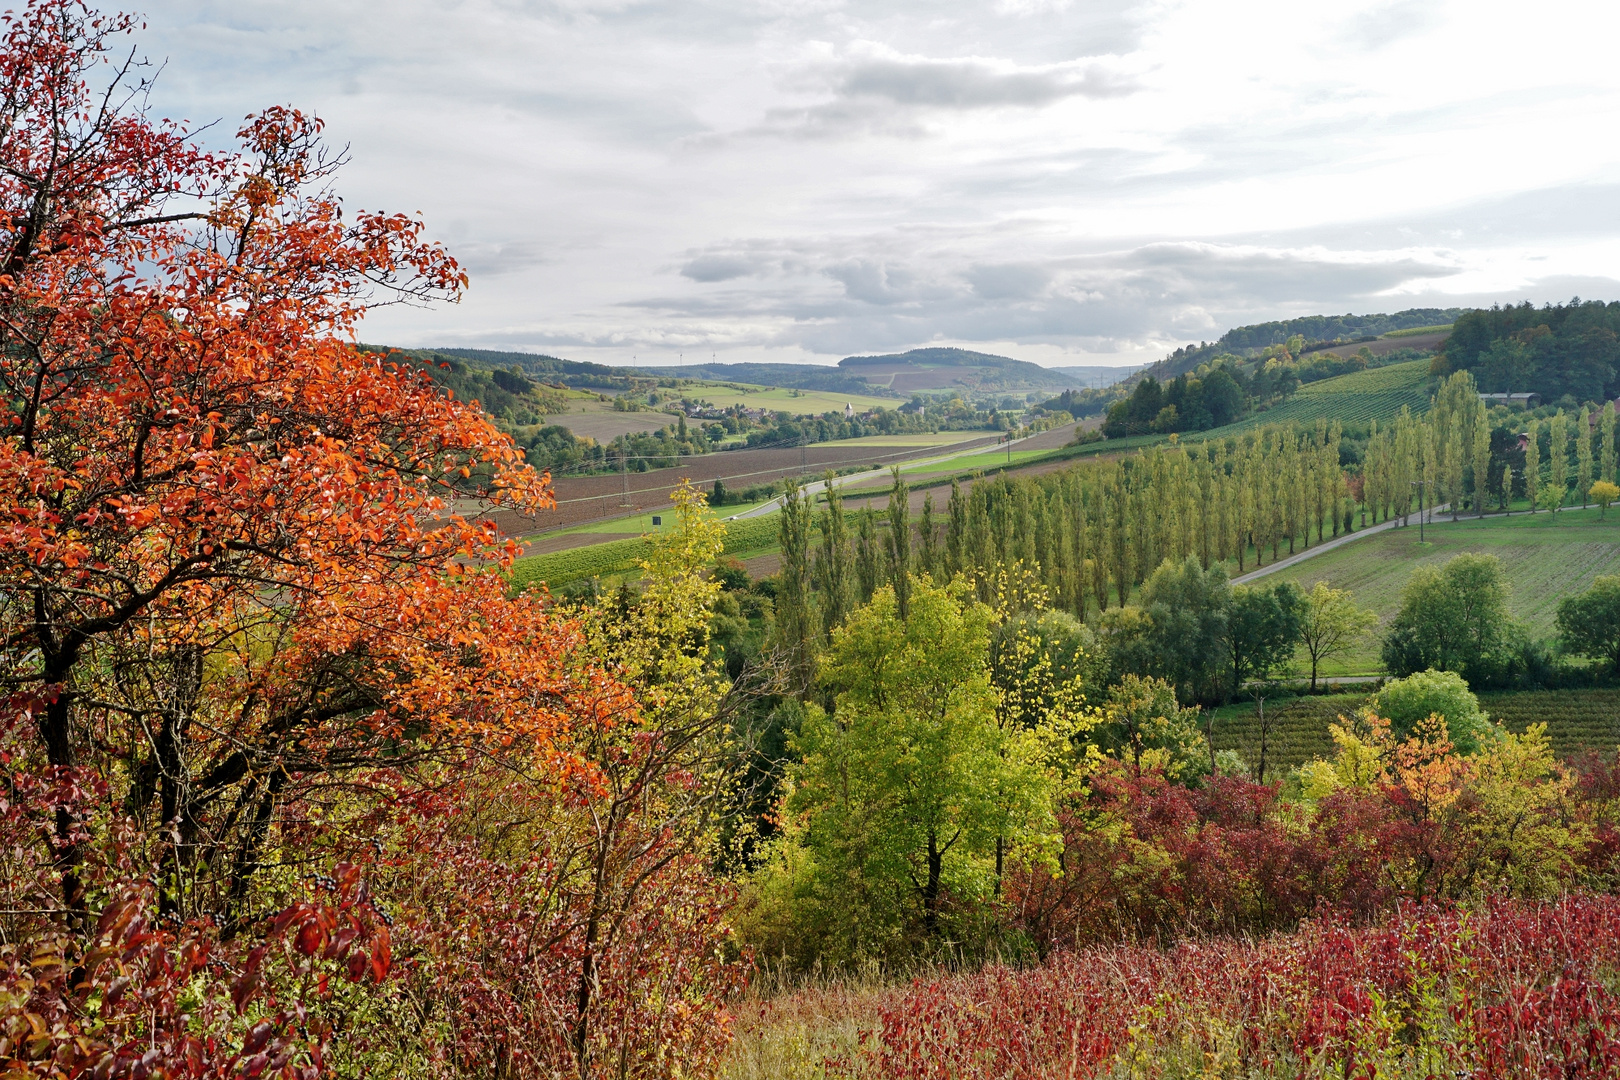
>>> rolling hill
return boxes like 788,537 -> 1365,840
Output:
838,346 -> 1082,395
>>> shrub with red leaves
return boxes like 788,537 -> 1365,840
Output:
858,895 -> 1620,1079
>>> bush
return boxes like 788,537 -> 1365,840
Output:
1372,668 -> 1492,753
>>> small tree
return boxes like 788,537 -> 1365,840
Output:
1219,581 -> 1306,700
1592,479 -> 1619,520
1557,574 -> 1620,677
1382,553 -> 1512,686
1297,582 -> 1379,691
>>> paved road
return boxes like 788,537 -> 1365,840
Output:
730,423 -> 1077,520
1231,503 -> 1450,585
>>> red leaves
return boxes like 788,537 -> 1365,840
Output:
854,897 -> 1620,1080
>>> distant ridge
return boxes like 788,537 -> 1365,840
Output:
837,346 -> 1082,394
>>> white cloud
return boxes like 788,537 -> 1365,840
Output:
130,0 -> 1620,368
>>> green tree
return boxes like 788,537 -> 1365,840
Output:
1099,674 -> 1205,782
917,490 -> 939,580
855,505 -> 884,603
1602,402 -> 1617,486
776,482 -> 815,696
1381,553 -> 1513,685
885,467 -> 912,616
1593,479 -> 1620,520
1549,411 -> 1569,507
1557,574 -> 1620,676
1373,668 -> 1493,754
1471,410 -> 1492,517
1524,418 -> 1541,511
1297,582 -> 1379,691
1137,555 -> 1230,705
1219,581 -> 1305,700
769,579 -> 1059,960
1578,406 -> 1595,506
815,473 -> 853,636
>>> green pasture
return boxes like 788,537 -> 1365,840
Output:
1261,507 -> 1620,675
509,513 -> 782,592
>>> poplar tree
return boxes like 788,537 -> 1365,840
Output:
815,474 -> 853,636
777,482 -> 815,696
1578,406 -> 1594,507
1471,408 -> 1493,517
918,491 -> 939,579
1549,412 -> 1569,508
856,504 -> 884,601
1524,419 -> 1541,512
946,478 -> 967,576
1603,402 -> 1618,486
1110,471 -> 1132,605
1444,422 -> 1465,521
885,467 -> 912,617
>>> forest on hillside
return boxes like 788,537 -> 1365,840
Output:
1438,299 -> 1620,403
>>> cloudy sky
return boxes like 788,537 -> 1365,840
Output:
137,0 -> 1620,368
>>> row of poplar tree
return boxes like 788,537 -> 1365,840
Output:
773,371 -> 1620,655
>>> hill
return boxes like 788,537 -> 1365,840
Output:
1134,308 -> 1470,386
1206,357 -> 1435,435
838,346 -> 1082,395
1257,507 -> 1620,676
634,361 -> 893,397
1049,363 -> 1146,388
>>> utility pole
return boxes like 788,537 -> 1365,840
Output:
1410,479 -> 1427,542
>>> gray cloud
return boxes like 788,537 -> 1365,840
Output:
129,0 -> 1620,369
837,55 -> 1136,109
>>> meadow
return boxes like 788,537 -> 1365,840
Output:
1258,507 -> 1620,674
1205,358 -> 1434,435
681,383 -> 897,414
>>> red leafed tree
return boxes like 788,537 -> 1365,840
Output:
0,3 -> 745,1077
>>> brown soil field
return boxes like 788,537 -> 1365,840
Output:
1313,331 -> 1448,359
545,407 -> 674,442
480,434 -> 1002,537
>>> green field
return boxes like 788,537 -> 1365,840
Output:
509,513 -> 783,591
1260,507 -> 1620,675
831,430 -> 994,448
1211,687 -> 1620,774
681,384 -> 895,415
899,446 -> 1049,475
1206,359 -> 1434,436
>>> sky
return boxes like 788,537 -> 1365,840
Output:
134,0 -> 1620,369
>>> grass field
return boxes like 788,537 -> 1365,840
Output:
1210,687 -> 1620,774
829,430 -> 994,448
681,384 -> 896,415
1205,358 -> 1434,436
1261,507 -> 1620,675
